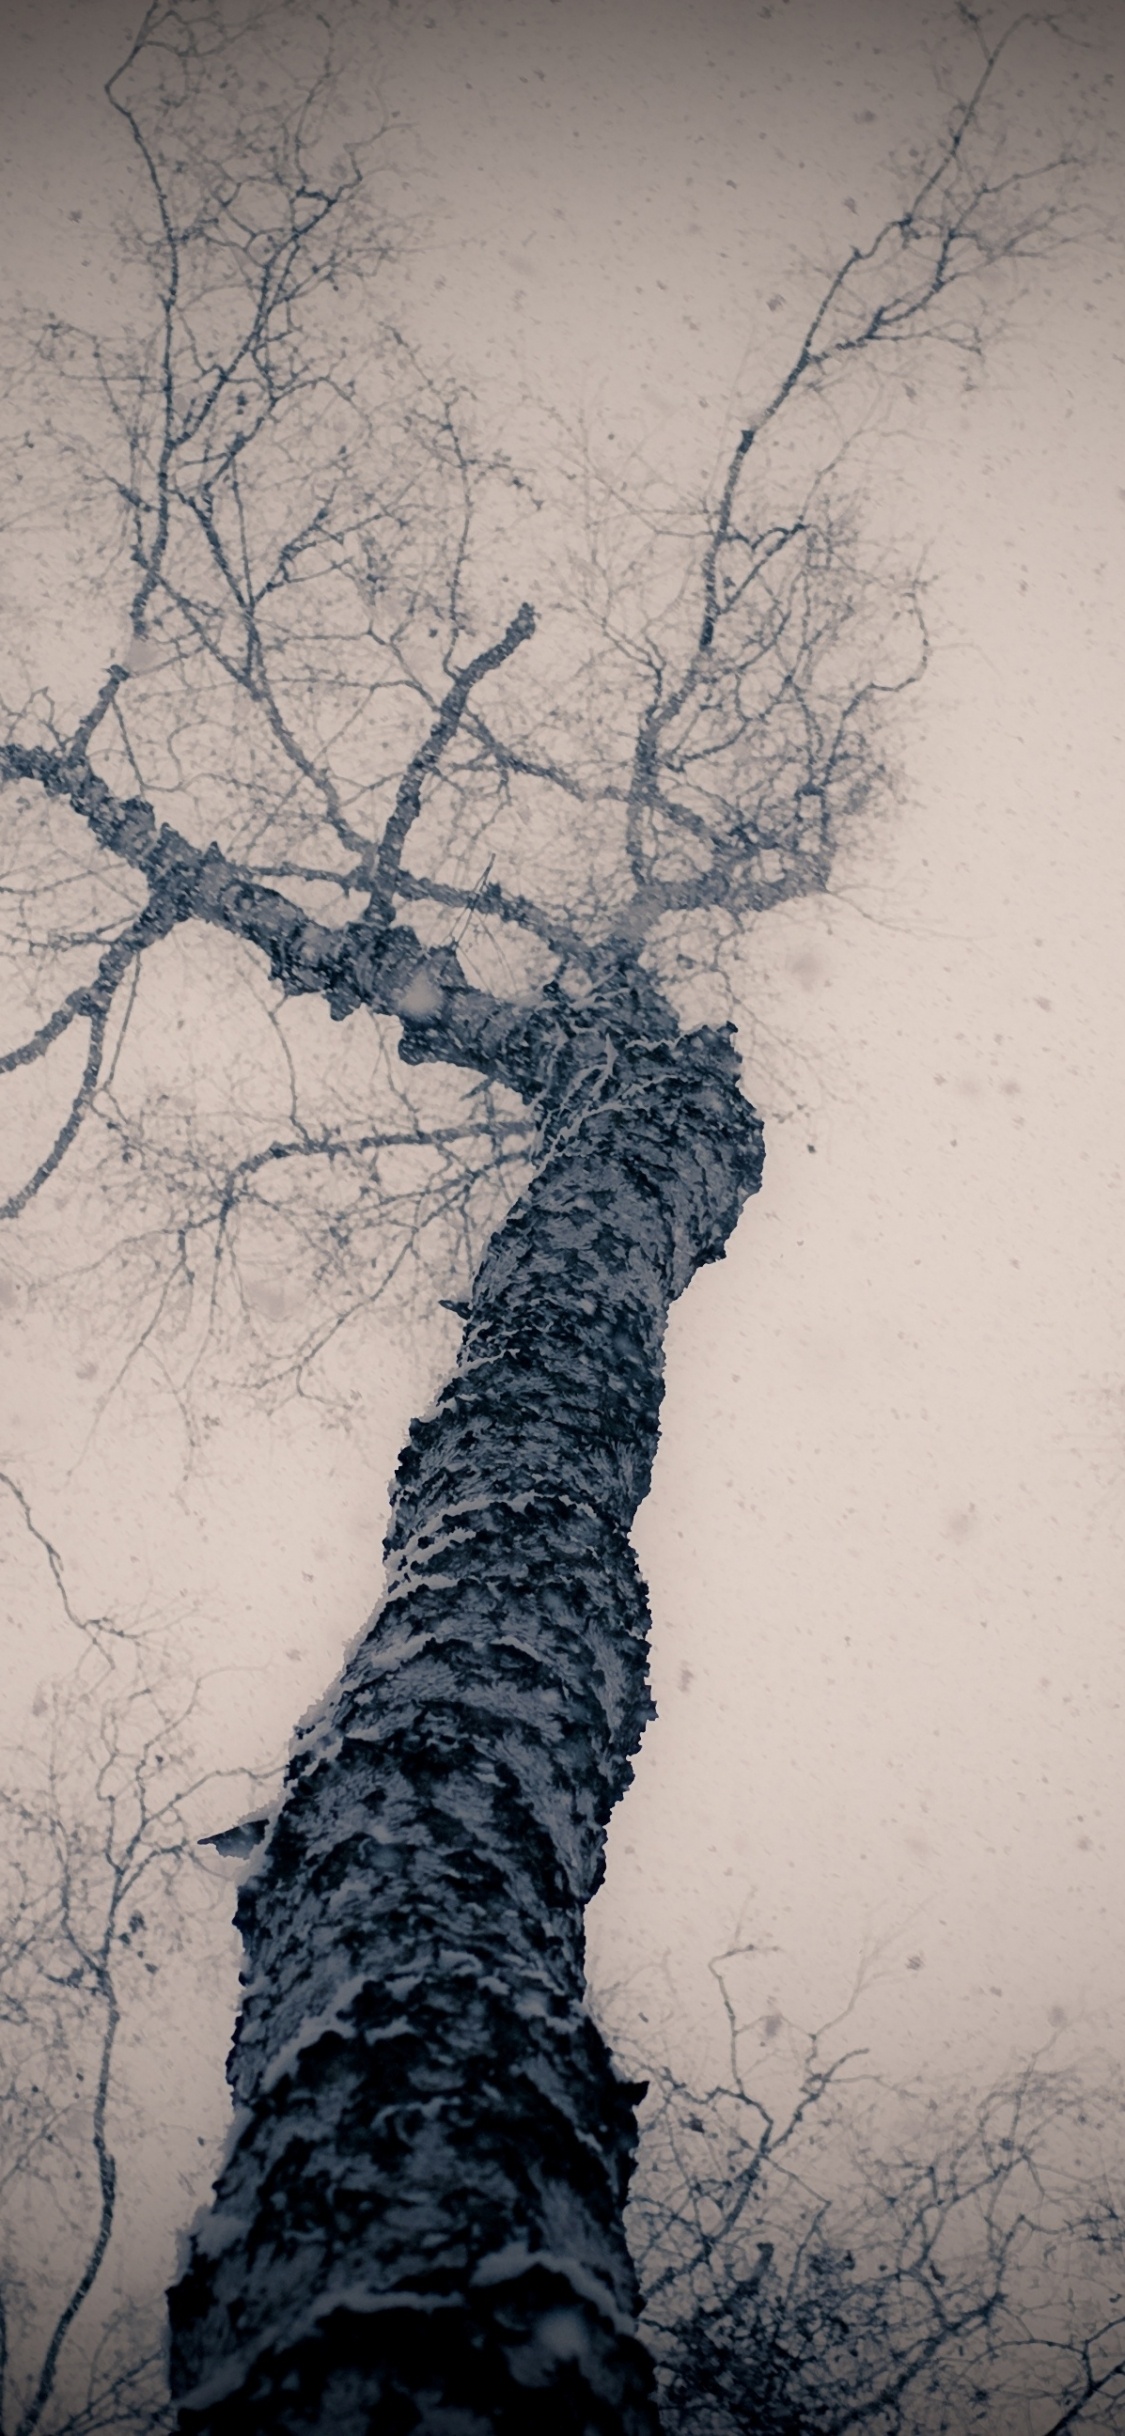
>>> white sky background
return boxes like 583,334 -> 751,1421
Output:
1,0 -> 1125,2371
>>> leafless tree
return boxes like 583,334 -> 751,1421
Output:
627,1946 -> 1125,2436
0,1474 -> 254,2436
0,3 -> 1097,2427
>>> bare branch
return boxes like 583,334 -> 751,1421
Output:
0,743 -> 555,1099
366,600 -> 537,918
0,893 -> 174,1081
14,1981 -> 119,2436
0,1006 -> 110,1225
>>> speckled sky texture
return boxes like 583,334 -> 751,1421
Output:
1,0 -> 1124,2293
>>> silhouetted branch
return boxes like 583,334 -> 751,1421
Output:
0,1008 -> 110,1226
367,600 -> 537,917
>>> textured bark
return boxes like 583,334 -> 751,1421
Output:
168,1005 -> 763,2435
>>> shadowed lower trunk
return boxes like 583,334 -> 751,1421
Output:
168,1007 -> 763,2435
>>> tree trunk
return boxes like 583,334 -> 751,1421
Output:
168,1006 -> 763,2435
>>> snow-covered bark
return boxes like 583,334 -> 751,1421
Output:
168,991 -> 763,2435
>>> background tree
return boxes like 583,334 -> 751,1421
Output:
627,1948 -> 1125,2436
0,1471 -> 255,2436
0,3 -> 1104,2430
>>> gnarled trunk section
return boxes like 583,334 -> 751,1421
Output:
169,1013 -> 763,2434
